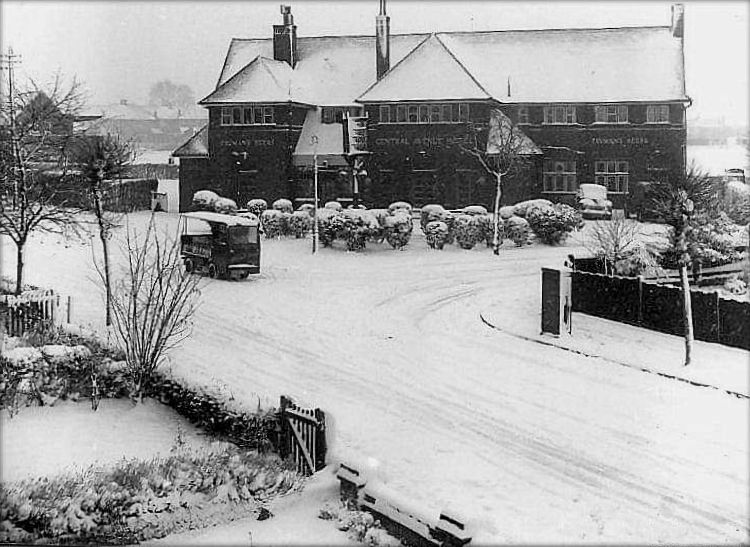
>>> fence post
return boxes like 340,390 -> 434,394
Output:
66,296 -> 72,324
637,275 -> 644,326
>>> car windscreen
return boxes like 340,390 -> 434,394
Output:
228,225 -> 258,245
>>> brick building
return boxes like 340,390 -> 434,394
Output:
173,2 -> 688,212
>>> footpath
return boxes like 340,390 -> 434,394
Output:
481,297 -> 750,399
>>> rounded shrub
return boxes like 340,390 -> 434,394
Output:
527,203 -> 582,244
340,209 -> 380,251
272,199 -> 293,214
324,201 -> 342,211
316,208 -> 344,247
246,199 -> 268,216
425,221 -> 449,250
213,197 -> 238,214
452,214 -> 482,250
504,215 -> 532,247
383,211 -> 413,250
462,205 -> 488,216
369,209 -> 390,244
499,205 -> 515,220
388,201 -> 413,215
296,203 -> 315,216
420,204 -> 445,231
475,213 -> 500,248
512,199 -> 553,218
289,210 -> 313,238
192,190 -> 220,211
260,209 -> 284,238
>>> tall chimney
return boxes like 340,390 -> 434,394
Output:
375,0 -> 390,79
671,3 -> 684,38
273,5 -> 297,67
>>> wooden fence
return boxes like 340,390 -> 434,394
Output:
0,289 -> 59,337
572,271 -> 750,350
278,395 -> 327,476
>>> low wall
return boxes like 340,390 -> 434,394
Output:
572,270 -> 750,350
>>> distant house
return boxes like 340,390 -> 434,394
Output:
173,3 -> 688,212
83,99 -> 206,152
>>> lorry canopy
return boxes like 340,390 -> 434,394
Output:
181,211 -> 259,226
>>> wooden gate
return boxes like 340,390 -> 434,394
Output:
279,396 -> 326,476
0,289 -> 59,337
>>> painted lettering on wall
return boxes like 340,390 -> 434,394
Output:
219,138 -> 274,147
592,136 -> 649,146
374,135 -> 469,147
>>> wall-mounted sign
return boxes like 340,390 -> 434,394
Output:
374,135 -> 469,147
219,138 -> 275,147
346,116 -> 369,155
592,136 -> 649,146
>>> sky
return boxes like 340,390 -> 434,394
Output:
1,1 -> 747,124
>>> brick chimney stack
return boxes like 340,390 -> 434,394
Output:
671,3 -> 684,38
273,5 -> 297,67
376,0 -> 390,80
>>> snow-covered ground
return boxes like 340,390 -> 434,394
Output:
3,212 -> 749,544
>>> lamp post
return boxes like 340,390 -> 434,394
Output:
311,135 -> 319,254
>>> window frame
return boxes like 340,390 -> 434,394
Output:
376,102 -> 471,124
542,160 -> 578,193
379,105 -> 391,124
595,104 -> 629,124
543,105 -> 576,125
594,159 -> 629,193
518,105 -> 529,125
219,105 -> 276,126
646,104 -> 670,124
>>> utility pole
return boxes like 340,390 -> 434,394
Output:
0,47 -> 22,279
311,135 -> 319,254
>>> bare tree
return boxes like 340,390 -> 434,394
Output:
109,215 -> 201,402
0,73 -> 85,294
69,133 -> 135,326
461,108 -> 541,254
651,164 -> 715,366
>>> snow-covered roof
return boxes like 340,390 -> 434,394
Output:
292,109 -> 348,167
172,125 -> 208,157
209,25 -> 686,107
181,211 -> 259,226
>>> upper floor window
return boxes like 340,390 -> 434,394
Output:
220,105 -> 274,126
543,105 -> 576,125
378,103 -> 470,124
518,105 -> 529,125
543,160 -> 577,193
646,104 -> 670,124
595,105 -> 628,124
322,106 -> 363,124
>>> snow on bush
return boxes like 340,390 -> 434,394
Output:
420,204 -> 445,231
425,221 -> 449,250
319,502 -> 400,546
475,213 -> 499,248
462,205 -> 488,216
317,208 -> 345,247
504,215 -> 532,247
383,211 -> 413,250
2,347 -> 43,368
452,214 -> 482,250
388,201 -> 412,215
723,180 -> 750,224
297,203 -> 315,216
260,209 -> 285,239
368,209 -> 390,244
527,203 -> 582,245
289,210 -> 313,238
340,209 -> 380,251
246,199 -> 268,217
272,198 -> 293,214
191,190 -> 220,211
512,199 -> 553,218
40,345 -> 92,366
324,201 -> 343,211
212,197 -> 238,215
0,445 -> 302,545
499,205 -> 515,220
237,211 -> 259,223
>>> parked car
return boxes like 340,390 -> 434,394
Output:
577,183 -> 612,220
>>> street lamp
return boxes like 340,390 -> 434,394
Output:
311,135 -> 319,254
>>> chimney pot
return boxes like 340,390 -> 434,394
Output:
273,5 -> 297,67
376,0 -> 390,79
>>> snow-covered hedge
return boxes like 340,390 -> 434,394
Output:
527,203 -> 582,244
316,208 -> 345,247
260,209 -> 285,239
504,215 -> 532,247
452,214 -> 482,250
499,205 -> 515,220
425,221 -> 450,250
475,213 -> 498,248
272,198 -> 293,214
296,203 -> 315,216
191,190 -> 220,211
288,210 -> 313,238
319,502 -> 401,546
324,201 -> 343,211
213,197 -> 238,215
383,211 -> 413,250
388,201 -> 412,215
512,199 -> 553,218
462,205 -> 488,216
340,209 -> 380,251
0,445 -> 300,545
246,199 -> 268,217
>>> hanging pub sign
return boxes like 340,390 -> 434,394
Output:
344,115 -> 369,156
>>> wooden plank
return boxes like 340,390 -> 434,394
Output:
285,407 -> 322,424
286,416 -> 315,474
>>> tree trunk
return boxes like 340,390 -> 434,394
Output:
492,172 -> 503,255
94,187 -> 113,326
14,241 -> 24,295
679,263 -> 694,366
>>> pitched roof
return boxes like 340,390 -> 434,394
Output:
357,34 -> 491,103
172,124 -> 208,157
439,26 -> 686,103
210,25 -> 686,107
292,109 -> 348,167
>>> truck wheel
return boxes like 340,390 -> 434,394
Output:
184,258 -> 195,274
208,263 -> 218,279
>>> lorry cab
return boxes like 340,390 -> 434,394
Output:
180,211 -> 261,279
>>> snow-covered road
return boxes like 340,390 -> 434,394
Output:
7,212 -> 749,544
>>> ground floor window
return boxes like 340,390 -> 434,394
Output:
595,160 -> 629,193
543,160 -> 577,193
